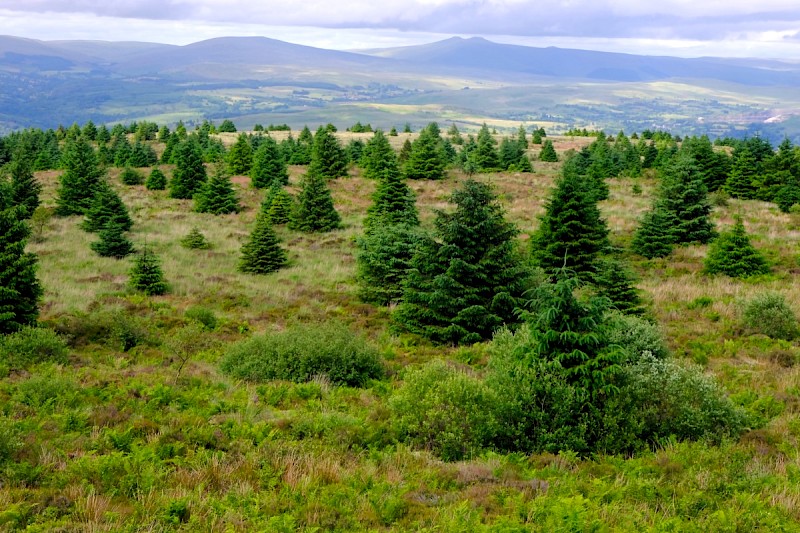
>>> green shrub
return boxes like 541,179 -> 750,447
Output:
220,322 -> 384,387
0,326 -> 69,370
180,227 -> 211,249
0,421 -> 22,465
185,306 -> 217,330
13,372 -> 81,410
619,355 -> 750,444
390,360 -> 497,461
741,292 -> 799,341
119,167 -> 143,185
606,312 -> 670,363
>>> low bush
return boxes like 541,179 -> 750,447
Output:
390,360 -> 497,461
185,306 -> 218,330
220,322 -> 384,387
741,292 -> 799,341
0,326 -> 69,370
606,312 -> 670,363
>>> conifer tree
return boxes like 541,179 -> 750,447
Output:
55,136 -> 103,216
704,216 -> 769,278
364,168 -> 418,230
194,166 -> 240,215
398,138 -> 413,165
630,205 -> 676,259
516,154 -> 534,173
356,223 -> 423,305
289,171 -> 341,232
308,126 -> 348,179
289,126 -> 313,165
774,174 -> 800,213
404,125 -> 446,180
361,130 -> 399,180
169,139 -> 207,199
180,227 -> 211,249
261,183 -> 294,225
96,124 -> 111,144
499,138 -> 524,171
250,136 -> 288,188
0,206 -> 43,333
145,168 -> 167,190
659,155 -> 716,244
82,181 -> 133,233
531,171 -> 610,281
8,158 -> 41,218
724,147 -> 758,199
238,212 -> 287,274
393,180 -> 531,344
517,124 -> 529,149
594,257 -> 643,315
539,139 -> 558,162
161,132 -> 179,164
91,221 -> 135,258
473,123 -> 500,172
129,247 -> 168,295
227,133 -> 253,175
119,167 -> 144,186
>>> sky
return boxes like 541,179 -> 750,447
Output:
1,1 -> 800,59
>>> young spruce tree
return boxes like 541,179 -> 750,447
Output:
91,221 -> 135,258
8,158 -> 41,218
55,136 -> 103,216
308,126 -> 348,179
145,168 -> 167,190
0,206 -> 43,333
393,180 -> 531,344
194,166 -> 240,214
169,139 -> 207,199
704,216 -> 769,278
129,248 -> 168,295
239,212 -> 287,274
250,136 -> 288,188
289,171 -> 341,232
82,181 -> 133,233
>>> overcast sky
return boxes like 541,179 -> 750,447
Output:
1,1 -> 799,58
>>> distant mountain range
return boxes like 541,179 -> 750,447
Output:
1,34 -> 799,140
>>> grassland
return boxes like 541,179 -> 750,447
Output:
2,134 -> 800,531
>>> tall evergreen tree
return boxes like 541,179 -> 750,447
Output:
356,223 -> 423,305
404,125 -> 446,180
8,157 -> 41,218
393,180 -> 531,344
129,248 -> 168,295
239,212 -> 288,274
631,205 -> 677,259
227,133 -> 253,175
194,166 -> 240,214
0,206 -> 43,333
82,181 -> 133,232
724,147 -> 758,199
288,171 -> 341,232
517,124 -> 529,149
288,126 -> 313,165
364,168 -> 418,230
169,139 -> 207,199
539,139 -> 559,162
704,217 -> 769,278
55,136 -> 103,216
473,123 -> 500,172
161,132 -> 179,164
91,221 -> 135,258
308,126 -> 348,179
250,136 -> 288,188
659,155 -> 716,244
361,130 -> 399,180
398,138 -> 413,165
531,171 -> 610,281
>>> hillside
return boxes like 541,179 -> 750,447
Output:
1,34 -> 800,141
1,127 -> 800,530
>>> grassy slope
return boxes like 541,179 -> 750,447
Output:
2,134 -> 800,531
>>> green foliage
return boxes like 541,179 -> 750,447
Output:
361,130 -> 399,180
227,133 -> 253,175
539,139 -> 559,162
472,123 -> 500,172
180,227 -> 211,249
119,167 -> 143,186
0,326 -> 69,370
741,292 -> 799,341
618,355 -> 750,444
184,306 -> 218,330
145,168 -> 167,190
261,183 -> 294,225
724,147 -> 758,199
55,136 -> 103,216
605,312 -> 670,362
394,180 -> 531,344
659,155 -> 717,244
129,248 -> 168,295
82,181 -> 133,233
531,170 -> 610,280
774,174 -> 800,213
631,205 -> 676,258
169,139 -> 207,199
364,168 -> 418,230
8,158 -> 41,218
194,166 -> 240,214
704,217 -> 769,278
0,206 -> 43,334
594,257 -> 643,314
239,213 -> 287,275
91,222 -> 135,258
289,171 -> 341,232
356,223 -> 424,305
250,136 -> 288,188
218,119 -> 237,133
308,126 -> 348,179
404,124 -> 446,180
390,360 -> 497,461
220,322 -> 384,387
